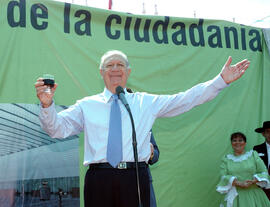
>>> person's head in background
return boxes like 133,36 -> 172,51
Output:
230,132 -> 246,156
99,50 -> 131,94
126,88 -> 133,93
255,121 -> 270,145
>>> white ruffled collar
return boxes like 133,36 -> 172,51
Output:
226,150 -> 253,162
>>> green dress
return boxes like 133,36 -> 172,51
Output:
216,150 -> 270,207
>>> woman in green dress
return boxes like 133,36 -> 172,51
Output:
216,132 -> 270,207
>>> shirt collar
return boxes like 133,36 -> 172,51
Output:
102,87 -> 128,103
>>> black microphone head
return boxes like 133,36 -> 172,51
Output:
116,86 -> 125,96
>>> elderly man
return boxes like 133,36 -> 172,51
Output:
35,50 -> 250,207
253,121 -> 270,199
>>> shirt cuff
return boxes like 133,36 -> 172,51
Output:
39,101 -> 55,116
254,174 -> 270,188
211,74 -> 229,90
216,176 -> 236,194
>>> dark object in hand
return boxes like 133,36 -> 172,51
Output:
43,79 -> 55,88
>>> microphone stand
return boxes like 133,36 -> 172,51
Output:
116,86 -> 143,207
125,107 -> 143,207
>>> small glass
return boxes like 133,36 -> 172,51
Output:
43,74 -> 55,94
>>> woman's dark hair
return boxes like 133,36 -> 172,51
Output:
230,132 -> 246,142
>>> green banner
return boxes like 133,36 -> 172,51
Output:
0,0 -> 270,206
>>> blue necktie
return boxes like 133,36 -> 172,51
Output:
107,94 -> 123,167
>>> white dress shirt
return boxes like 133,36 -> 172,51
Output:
266,142 -> 270,168
39,75 -> 228,166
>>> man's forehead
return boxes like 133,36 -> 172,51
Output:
104,55 -> 126,65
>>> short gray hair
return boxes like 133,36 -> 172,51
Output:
99,50 -> 130,70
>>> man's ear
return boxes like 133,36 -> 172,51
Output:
100,69 -> 104,77
127,68 -> 131,77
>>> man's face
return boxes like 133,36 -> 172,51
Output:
100,58 -> 131,94
262,128 -> 270,144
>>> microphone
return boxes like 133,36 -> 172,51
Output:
116,86 -> 130,111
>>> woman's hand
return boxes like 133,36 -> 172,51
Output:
232,179 -> 255,188
246,178 -> 258,185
